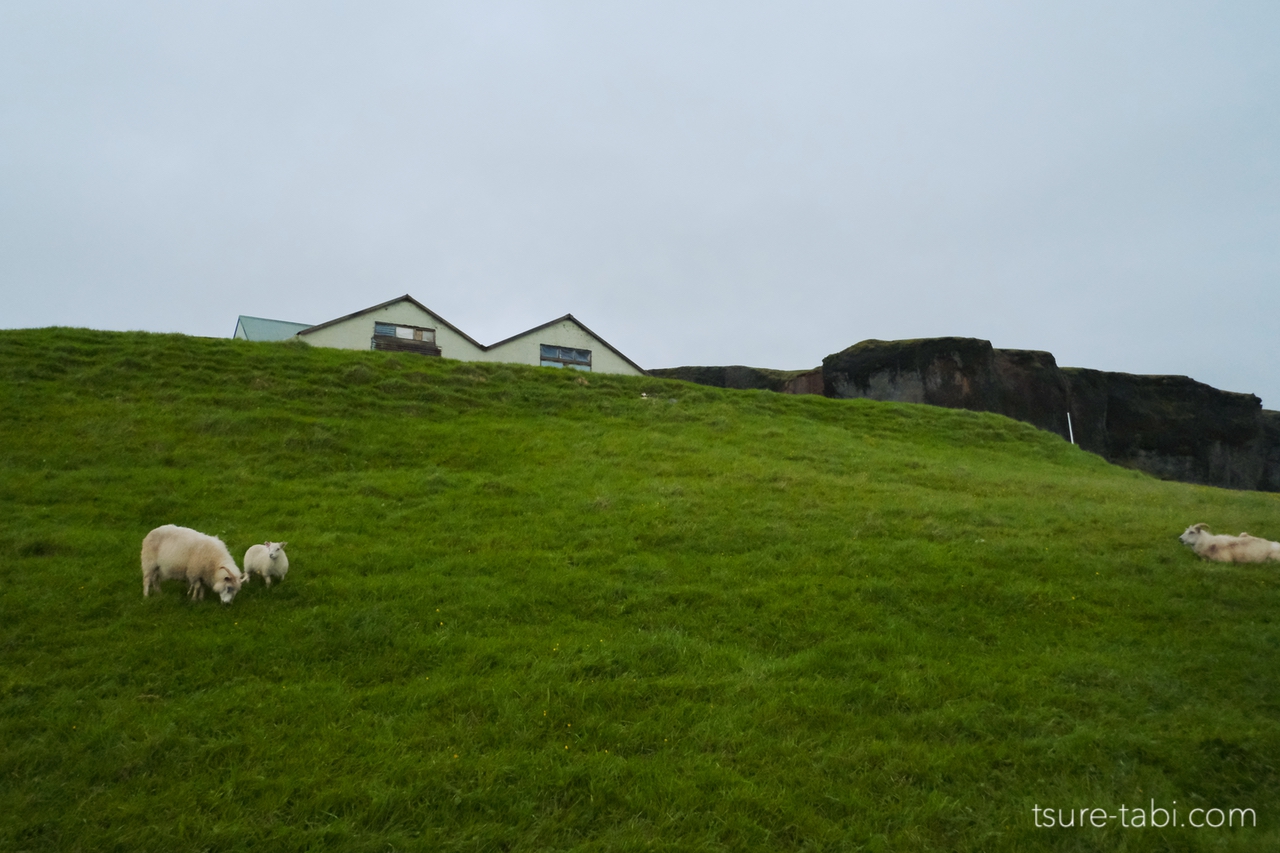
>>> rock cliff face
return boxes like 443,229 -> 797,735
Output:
655,337 -> 1279,491
1262,411 -> 1280,492
1059,368 -> 1270,489
822,338 -> 1277,491
821,338 -> 1074,438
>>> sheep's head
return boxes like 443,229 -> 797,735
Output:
213,566 -> 242,604
266,541 -> 286,560
1179,523 -> 1209,547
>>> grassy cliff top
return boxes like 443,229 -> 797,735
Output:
2,328 -> 1278,851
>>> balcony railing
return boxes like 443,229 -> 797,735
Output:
370,335 -> 442,356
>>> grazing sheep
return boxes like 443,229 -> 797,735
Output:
244,541 -> 289,587
141,524 -> 243,603
1178,523 -> 1280,563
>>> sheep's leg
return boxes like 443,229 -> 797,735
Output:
264,574 -> 272,588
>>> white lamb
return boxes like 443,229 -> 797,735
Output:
141,524 -> 243,603
244,541 -> 289,587
1178,523 -> 1280,563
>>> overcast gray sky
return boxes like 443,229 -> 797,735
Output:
2,2 -> 1277,405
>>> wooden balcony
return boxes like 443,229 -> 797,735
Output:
370,335 -> 442,356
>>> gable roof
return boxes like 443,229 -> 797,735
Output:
297,295 -> 646,374
297,294 -> 485,349
487,313 -> 648,375
234,315 -> 314,341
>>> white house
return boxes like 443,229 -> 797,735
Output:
281,294 -> 645,376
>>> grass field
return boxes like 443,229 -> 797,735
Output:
2,327 -> 1278,852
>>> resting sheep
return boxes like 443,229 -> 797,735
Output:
141,524 -> 243,603
1178,523 -> 1280,563
244,541 -> 289,587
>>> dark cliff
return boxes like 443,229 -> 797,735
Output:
822,338 -> 1276,491
1059,369 -> 1269,490
821,338 -> 1074,439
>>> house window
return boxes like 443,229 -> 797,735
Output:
372,322 -> 440,355
540,344 -> 592,371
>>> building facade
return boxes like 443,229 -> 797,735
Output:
284,295 -> 645,376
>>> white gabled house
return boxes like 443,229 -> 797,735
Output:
283,294 -> 645,376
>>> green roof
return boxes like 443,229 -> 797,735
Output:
233,315 -> 313,342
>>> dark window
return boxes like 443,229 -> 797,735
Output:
540,344 -> 591,371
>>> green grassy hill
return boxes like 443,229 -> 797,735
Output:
2,328 -> 1277,852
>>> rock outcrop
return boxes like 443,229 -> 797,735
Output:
1262,411 -> 1280,492
822,337 -> 1276,491
656,337 -> 1280,492
1059,368 -> 1269,489
821,338 -> 1074,439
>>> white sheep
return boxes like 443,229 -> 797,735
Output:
1178,523 -> 1280,563
141,524 -> 243,603
244,541 -> 289,587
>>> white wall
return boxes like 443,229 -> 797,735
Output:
484,319 -> 643,376
301,301 -> 485,361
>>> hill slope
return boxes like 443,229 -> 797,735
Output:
2,328 -> 1278,851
